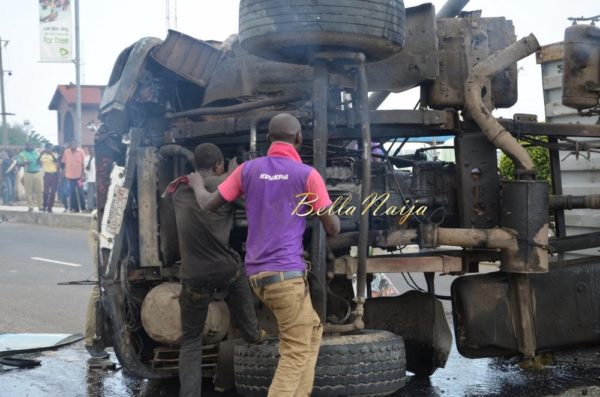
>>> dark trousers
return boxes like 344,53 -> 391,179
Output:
2,174 -> 14,204
68,178 -> 86,212
43,172 -> 59,211
86,182 -> 96,210
58,174 -> 69,209
179,271 -> 260,397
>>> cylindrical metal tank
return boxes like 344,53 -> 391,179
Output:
562,23 -> 600,110
140,282 -> 230,345
500,181 -> 549,273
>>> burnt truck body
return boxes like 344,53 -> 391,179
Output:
92,1 -> 600,395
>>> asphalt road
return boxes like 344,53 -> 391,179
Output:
0,222 -> 93,334
1,223 -> 600,397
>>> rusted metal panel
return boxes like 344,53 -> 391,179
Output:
202,39 -> 314,106
452,263 -> 600,358
204,4 -> 437,106
508,274 -> 537,357
364,291 -> 452,376
455,132 -> 500,229
365,4 -> 439,92
423,12 -> 517,110
151,30 -> 221,87
310,58 -> 329,322
498,117 -> 600,137
334,255 -> 462,276
487,17 -> 519,109
137,147 -> 162,268
99,38 -> 162,134
157,150 -> 180,266
167,109 -> 457,145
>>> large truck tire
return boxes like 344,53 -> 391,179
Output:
239,0 -> 405,64
234,329 -> 406,397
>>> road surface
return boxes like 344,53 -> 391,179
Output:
0,222 -> 93,334
1,222 -> 599,396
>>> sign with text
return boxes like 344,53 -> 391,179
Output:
38,0 -> 73,63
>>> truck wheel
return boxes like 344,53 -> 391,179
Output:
234,329 -> 406,397
239,0 -> 405,64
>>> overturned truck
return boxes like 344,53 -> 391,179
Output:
92,0 -> 600,395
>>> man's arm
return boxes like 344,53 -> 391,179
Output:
17,153 -> 27,166
6,159 -> 16,174
318,213 -> 340,236
188,172 -> 228,212
190,162 -> 245,212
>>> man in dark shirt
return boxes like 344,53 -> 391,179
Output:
168,143 -> 262,397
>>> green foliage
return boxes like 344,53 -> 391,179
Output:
2,123 -> 50,147
498,136 -> 551,185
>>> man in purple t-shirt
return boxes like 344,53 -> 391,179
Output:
190,113 -> 340,397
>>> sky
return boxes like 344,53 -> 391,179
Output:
0,0 -> 597,143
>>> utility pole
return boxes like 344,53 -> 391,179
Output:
74,0 -> 82,145
166,0 -> 178,32
0,37 -> 8,148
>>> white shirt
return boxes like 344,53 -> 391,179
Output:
85,155 -> 96,183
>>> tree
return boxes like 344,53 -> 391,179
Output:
3,123 -> 50,146
498,136 -> 551,186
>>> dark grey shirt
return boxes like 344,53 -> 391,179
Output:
172,174 -> 239,281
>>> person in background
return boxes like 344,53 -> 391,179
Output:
62,140 -> 86,213
17,142 -> 43,212
55,146 -> 70,212
85,147 -> 96,211
38,143 -> 59,213
1,150 -> 16,205
83,210 -> 110,359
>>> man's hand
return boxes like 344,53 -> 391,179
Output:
227,157 -> 239,174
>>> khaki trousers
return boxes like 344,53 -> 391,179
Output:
251,276 -> 323,397
23,172 -> 42,209
84,285 -> 100,345
84,216 -> 100,346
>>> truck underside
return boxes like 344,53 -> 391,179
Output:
92,1 -> 600,395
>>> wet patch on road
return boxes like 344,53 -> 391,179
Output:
1,341 -> 599,396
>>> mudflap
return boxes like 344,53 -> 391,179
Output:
214,339 -> 238,392
451,263 -> 600,358
363,290 -> 452,376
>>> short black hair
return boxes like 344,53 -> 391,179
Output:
194,143 -> 223,171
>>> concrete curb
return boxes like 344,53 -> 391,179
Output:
0,209 -> 92,230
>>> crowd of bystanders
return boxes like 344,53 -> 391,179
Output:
0,140 -> 96,213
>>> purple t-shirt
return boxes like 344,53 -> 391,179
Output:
218,142 -> 332,276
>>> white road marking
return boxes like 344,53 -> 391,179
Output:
31,257 -> 82,267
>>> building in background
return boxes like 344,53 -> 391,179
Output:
48,84 -> 104,149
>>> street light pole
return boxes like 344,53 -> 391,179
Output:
0,37 -> 8,148
74,0 -> 82,145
